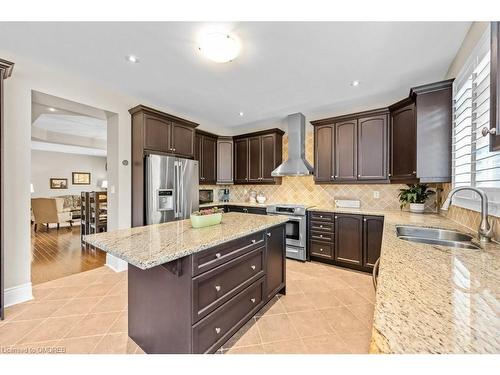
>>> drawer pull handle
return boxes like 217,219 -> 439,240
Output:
215,253 -> 221,258
319,234 -> 323,238
251,239 -> 256,244
267,232 -> 271,237
320,225 -> 323,228
215,285 -> 221,292
250,298 -> 256,303
215,327 -> 221,334
320,215 -> 323,218
250,265 -> 256,270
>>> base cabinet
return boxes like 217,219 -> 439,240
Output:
128,224 -> 286,354
308,211 -> 383,272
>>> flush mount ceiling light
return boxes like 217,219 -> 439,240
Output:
126,55 -> 139,63
198,32 -> 240,63
239,112 -> 244,117
350,80 -> 360,87
48,107 -> 57,112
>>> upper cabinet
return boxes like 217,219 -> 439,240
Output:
233,129 -> 284,185
312,79 -> 453,184
389,100 -> 416,182
311,109 -> 389,184
195,130 -> 217,185
217,137 -> 234,184
130,105 -> 198,159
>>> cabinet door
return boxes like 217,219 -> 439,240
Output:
334,120 -> 357,181
248,136 -> 262,182
314,124 -> 334,182
144,115 -> 171,153
194,133 -> 202,162
234,138 -> 249,183
357,115 -> 388,180
201,136 -> 217,184
265,224 -> 286,301
390,103 -> 416,180
363,216 -> 383,269
217,138 -> 234,184
171,122 -> 195,158
334,214 -> 362,266
261,133 -> 276,182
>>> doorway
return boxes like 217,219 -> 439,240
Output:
30,91 -> 114,285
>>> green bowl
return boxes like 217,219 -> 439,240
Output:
190,212 -> 223,228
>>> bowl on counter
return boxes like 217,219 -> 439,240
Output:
190,207 -> 224,228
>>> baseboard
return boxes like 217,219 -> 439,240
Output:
105,254 -> 128,273
4,282 -> 33,307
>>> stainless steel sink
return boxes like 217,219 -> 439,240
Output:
396,225 -> 480,250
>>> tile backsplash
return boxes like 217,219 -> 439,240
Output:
204,129 -> 438,210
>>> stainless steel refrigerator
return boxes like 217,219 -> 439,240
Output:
145,154 -> 199,225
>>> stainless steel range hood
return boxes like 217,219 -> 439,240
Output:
271,113 -> 314,176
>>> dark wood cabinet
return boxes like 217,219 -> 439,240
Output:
234,138 -> 249,183
265,224 -> 286,300
195,130 -> 217,184
314,124 -> 334,182
234,129 -> 284,185
358,114 -> 388,180
389,100 -> 417,182
363,215 -> 383,268
308,211 -> 383,272
334,214 -> 363,267
130,105 -> 198,227
312,109 -> 389,184
335,120 -> 357,181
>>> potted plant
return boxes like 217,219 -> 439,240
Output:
398,184 -> 435,213
190,207 -> 224,228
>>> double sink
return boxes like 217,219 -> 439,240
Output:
396,225 -> 481,250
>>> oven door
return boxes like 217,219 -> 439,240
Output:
283,216 -> 306,248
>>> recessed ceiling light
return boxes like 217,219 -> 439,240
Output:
126,55 -> 139,63
351,80 -> 360,87
198,32 -> 240,63
48,107 -> 56,112
239,112 -> 244,117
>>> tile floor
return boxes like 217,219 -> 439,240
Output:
0,260 -> 375,354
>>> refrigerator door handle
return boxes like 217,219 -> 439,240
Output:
174,161 -> 180,218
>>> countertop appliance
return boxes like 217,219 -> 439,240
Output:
145,154 -> 199,225
218,188 -> 230,202
199,189 -> 214,205
266,203 -> 310,261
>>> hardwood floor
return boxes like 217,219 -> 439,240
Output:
31,222 -> 106,285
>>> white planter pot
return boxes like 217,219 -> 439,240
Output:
409,203 -> 425,213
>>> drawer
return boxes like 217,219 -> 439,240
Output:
310,240 -> 334,259
309,211 -> 334,222
192,247 -> 265,323
310,230 -> 334,242
192,277 -> 264,354
309,220 -> 334,232
192,231 -> 265,276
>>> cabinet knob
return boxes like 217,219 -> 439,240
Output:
267,232 -> 271,237
250,265 -> 256,270
320,215 -> 323,218
334,216 -> 338,219
335,175 -> 338,178
215,252 -> 221,258
388,173 -> 392,177
251,239 -> 256,244
320,248 -> 323,252
215,327 -> 221,334
412,171 -> 416,175
250,298 -> 256,303
358,174 -> 361,177
173,148 -> 176,152
320,225 -> 323,228
363,218 -> 367,222
215,285 -> 221,292
331,176 -> 334,179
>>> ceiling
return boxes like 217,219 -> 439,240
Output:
31,140 -> 107,157
33,114 -> 107,140
0,22 -> 471,133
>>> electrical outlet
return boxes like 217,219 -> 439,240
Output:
373,191 -> 380,199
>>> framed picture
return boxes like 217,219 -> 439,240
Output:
50,178 -> 68,189
72,172 -> 91,185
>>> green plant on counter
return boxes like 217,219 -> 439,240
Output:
397,184 -> 435,209
192,207 -> 224,216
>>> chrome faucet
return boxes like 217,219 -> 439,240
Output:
441,187 -> 493,242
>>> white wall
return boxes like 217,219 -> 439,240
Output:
0,49 -> 189,305
31,150 -> 107,198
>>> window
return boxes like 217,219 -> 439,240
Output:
451,25 -> 500,216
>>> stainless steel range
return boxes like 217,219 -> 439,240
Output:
266,204 -> 311,261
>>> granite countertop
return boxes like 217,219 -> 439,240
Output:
199,201 -> 269,208
83,212 -> 288,270
309,206 -> 500,354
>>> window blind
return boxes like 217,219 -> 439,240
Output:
452,29 -> 499,190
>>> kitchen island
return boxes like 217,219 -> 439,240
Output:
84,212 -> 288,354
